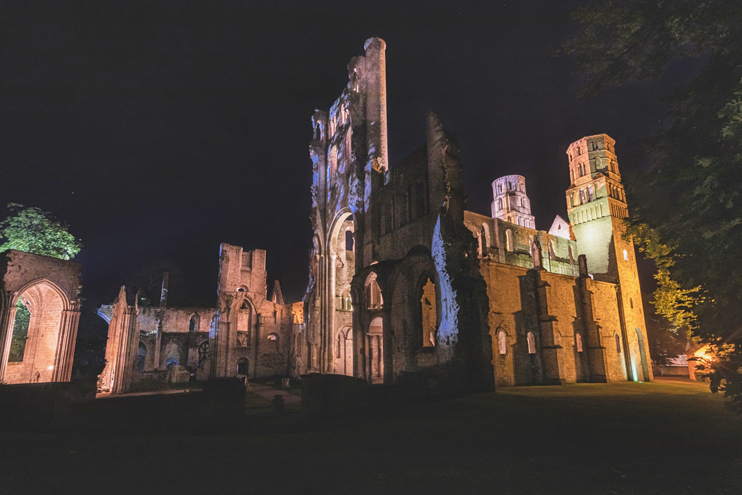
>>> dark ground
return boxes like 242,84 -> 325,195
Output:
1,379 -> 740,494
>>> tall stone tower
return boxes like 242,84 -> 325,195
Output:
491,175 -> 535,228
565,134 -> 652,382
306,38 -> 389,376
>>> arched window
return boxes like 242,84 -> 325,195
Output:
568,245 -> 574,264
615,334 -> 621,353
506,229 -> 514,252
527,332 -> 536,354
588,186 -> 594,202
420,278 -> 437,347
497,199 -> 502,210
237,357 -> 248,375
345,229 -> 354,252
339,286 -> 352,311
549,241 -> 556,261
498,330 -> 507,355
575,333 -> 583,353
623,249 -> 629,261
580,189 -> 586,204
630,298 -> 634,309
8,298 -> 31,362
136,343 -> 147,371
328,147 -> 338,181
267,333 -> 279,353
189,314 -> 199,333
166,358 -> 178,368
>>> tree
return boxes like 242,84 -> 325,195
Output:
0,203 -> 82,260
564,0 -> 742,411
124,258 -> 185,307
644,302 -> 685,370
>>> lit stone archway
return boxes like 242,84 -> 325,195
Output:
322,209 -> 356,374
1,265 -> 81,385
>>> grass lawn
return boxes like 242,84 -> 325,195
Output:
1,379 -> 740,494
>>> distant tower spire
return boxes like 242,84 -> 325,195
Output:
491,174 -> 535,228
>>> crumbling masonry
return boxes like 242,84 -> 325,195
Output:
297,38 -> 651,388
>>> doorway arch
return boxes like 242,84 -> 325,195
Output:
367,317 -> 384,383
335,327 -> 353,376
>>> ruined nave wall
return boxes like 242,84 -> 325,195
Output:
482,259 -> 628,386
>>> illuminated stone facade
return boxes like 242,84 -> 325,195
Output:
566,134 -> 651,383
99,244 -> 293,394
301,37 -> 495,390
98,291 -> 216,394
210,244 -> 293,380
465,133 -> 652,385
300,38 -> 651,388
0,250 -> 82,384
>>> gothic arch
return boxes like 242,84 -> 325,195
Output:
2,278 -> 78,384
10,278 -> 74,311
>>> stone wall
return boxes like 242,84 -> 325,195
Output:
211,243 -> 294,380
482,258 -> 630,386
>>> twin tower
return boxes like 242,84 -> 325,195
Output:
492,133 -> 632,283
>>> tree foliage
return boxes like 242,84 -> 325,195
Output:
0,203 -> 82,260
8,300 -> 31,362
565,0 -> 742,410
124,258 -> 185,307
644,303 -> 685,368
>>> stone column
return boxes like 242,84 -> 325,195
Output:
153,318 -> 163,370
577,256 -> 608,382
534,272 -> 564,385
0,293 -> 17,382
381,309 -> 393,384
52,305 -> 81,382
327,254 -> 337,374
114,306 -> 139,393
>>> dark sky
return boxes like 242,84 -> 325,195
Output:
0,1 -> 690,306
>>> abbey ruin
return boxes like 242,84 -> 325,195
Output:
298,38 -> 651,390
0,38 -> 652,394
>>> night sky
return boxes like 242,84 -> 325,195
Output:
0,1 -> 690,307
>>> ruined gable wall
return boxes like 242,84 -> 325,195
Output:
1,250 -> 81,302
218,244 -> 268,300
137,306 -> 214,371
365,146 -> 436,263
0,251 -> 82,384
253,298 -> 294,378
